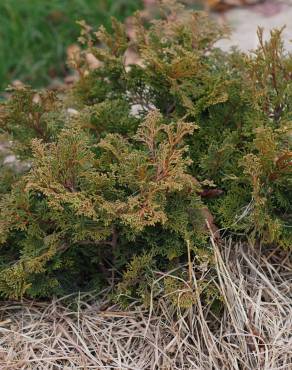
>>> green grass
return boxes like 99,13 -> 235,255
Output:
0,0 -> 142,92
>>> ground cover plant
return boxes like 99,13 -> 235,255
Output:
0,0 -> 142,92
0,0 -> 291,303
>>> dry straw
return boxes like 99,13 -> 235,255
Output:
0,240 -> 291,369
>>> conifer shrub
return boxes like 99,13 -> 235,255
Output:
0,1 -> 291,301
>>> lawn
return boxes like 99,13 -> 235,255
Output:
0,0 -> 142,91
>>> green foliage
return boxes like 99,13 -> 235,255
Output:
1,87 -> 62,157
0,1 -> 291,300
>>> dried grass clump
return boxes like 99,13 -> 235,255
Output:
0,241 -> 291,370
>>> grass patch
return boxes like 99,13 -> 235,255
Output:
0,0 -> 142,91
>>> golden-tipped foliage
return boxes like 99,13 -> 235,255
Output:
0,1 -> 291,300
